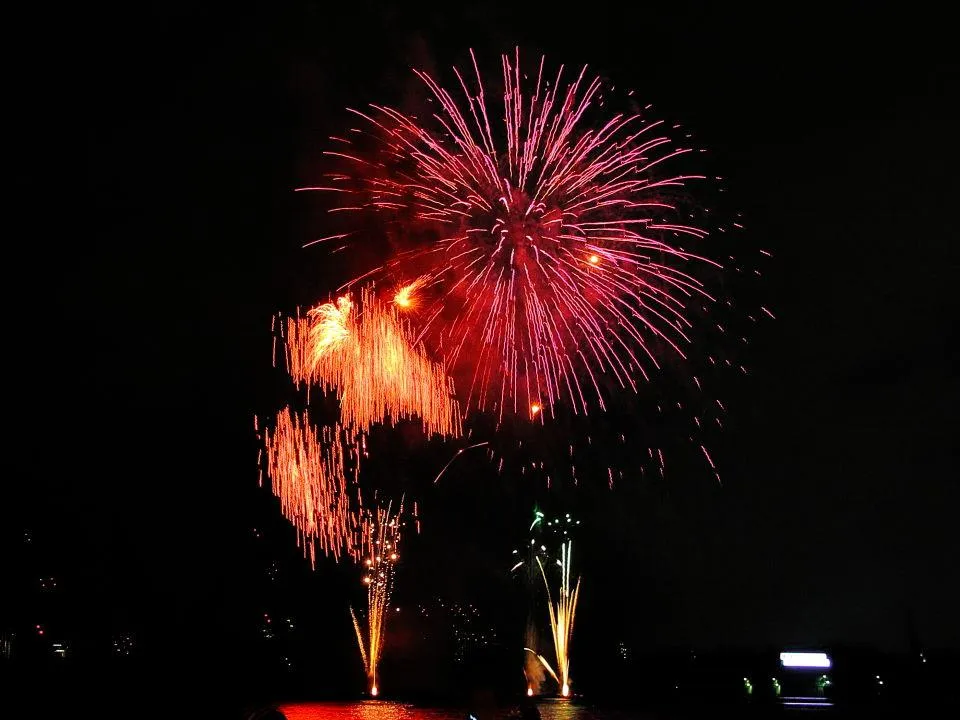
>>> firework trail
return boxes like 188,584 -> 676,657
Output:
518,510 -> 549,696
522,619 -> 547,697
263,407 -> 359,565
303,50 -> 722,421
351,500 -> 403,696
536,541 -> 580,697
432,440 -> 489,484
285,286 -> 462,439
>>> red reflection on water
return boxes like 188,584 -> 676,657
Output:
279,701 -> 426,720
279,700 -> 600,720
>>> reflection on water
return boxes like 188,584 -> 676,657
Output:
279,702 -> 449,720
279,701 -> 612,720
537,700 -> 605,720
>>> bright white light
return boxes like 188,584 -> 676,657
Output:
780,652 -> 831,669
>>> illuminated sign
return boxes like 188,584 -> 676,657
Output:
780,651 -> 831,669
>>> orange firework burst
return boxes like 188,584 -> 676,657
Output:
285,286 -> 461,439
263,406 -> 359,565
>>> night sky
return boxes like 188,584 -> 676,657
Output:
7,0 -> 959,704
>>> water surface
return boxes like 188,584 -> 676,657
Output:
279,701 -> 618,720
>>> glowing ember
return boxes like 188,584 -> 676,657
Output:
393,276 -> 427,310
527,687 -> 534,697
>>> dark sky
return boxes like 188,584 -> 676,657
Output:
7,0 -> 959,690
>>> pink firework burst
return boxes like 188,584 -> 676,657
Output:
301,50 -> 722,421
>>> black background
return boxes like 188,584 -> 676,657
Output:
6,1 -> 958,715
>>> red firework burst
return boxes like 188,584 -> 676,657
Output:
301,50 -> 722,421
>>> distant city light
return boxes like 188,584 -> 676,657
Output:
113,632 -> 135,657
780,651 -> 832,669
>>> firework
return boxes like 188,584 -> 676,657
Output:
263,407 -> 358,564
351,500 -> 403,696
512,510 -> 582,697
285,286 -> 462,439
535,541 -> 580,697
303,50 -> 721,420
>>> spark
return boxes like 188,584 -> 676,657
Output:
432,441 -> 490,484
